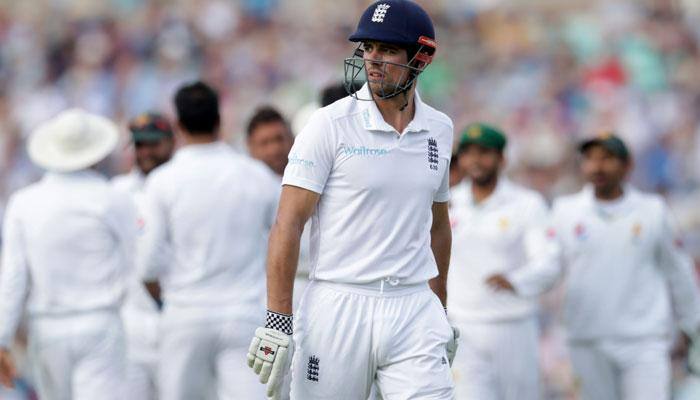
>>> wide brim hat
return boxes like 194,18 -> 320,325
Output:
28,108 -> 119,172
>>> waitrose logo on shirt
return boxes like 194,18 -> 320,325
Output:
288,153 -> 315,167
340,144 -> 390,157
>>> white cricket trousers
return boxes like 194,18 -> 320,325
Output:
568,337 -> 671,400
123,307 -> 159,400
290,280 -> 455,400
158,306 -> 266,400
27,311 -> 126,400
451,317 -> 540,400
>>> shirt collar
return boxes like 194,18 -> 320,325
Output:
463,177 -> 510,209
174,141 -> 228,160
356,83 -> 430,134
583,184 -> 638,218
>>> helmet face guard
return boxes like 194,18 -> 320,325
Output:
343,37 -> 435,101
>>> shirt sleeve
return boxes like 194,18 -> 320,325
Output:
656,203 -> 700,336
0,196 -> 29,348
281,109 -> 335,194
433,124 -> 453,203
137,178 -> 170,281
507,197 -> 563,297
433,156 -> 450,203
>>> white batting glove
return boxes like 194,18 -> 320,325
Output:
446,326 -> 460,366
247,311 -> 293,399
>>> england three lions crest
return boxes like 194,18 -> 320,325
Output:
427,137 -> 439,171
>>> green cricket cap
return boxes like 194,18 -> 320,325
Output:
579,132 -> 629,160
128,112 -> 173,143
458,123 -> 507,153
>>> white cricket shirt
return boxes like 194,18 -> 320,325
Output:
138,142 -> 278,315
0,170 -> 137,347
282,84 -> 453,285
448,179 -> 559,322
551,185 -> 700,340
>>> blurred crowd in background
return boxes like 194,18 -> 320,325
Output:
1,0 -> 700,398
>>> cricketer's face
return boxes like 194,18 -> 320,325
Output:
458,144 -> 503,186
581,145 -> 630,193
362,41 -> 410,97
247,121 -> 293,177
135,138 -> 175,175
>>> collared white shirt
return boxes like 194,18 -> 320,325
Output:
0,170 -> 137,347
551,185 -> 700,340
448,178 -> 559,322
138,142 -> 278,314
282,84 -> 453,285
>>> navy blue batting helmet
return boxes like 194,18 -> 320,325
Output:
344,1 -> 437,102
349,0 -> 436,57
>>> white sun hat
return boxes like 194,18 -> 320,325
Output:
28,108 -> 119,172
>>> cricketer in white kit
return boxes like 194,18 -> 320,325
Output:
111,112 -> 175,400
138,82 -> 278,400
244,105 -> 311,311
0,109 -> 136,400
247,1 -> 459,399
549,133 -> 700,400
447,123 -> 559,400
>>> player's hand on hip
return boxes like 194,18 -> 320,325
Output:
247,311 -> 293,399
0,348 -> 17,388
446,326 -> 460,367
485,273 -> 515,293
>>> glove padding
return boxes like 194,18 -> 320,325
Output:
247,327 -> 292,399
446,326 -> 460,366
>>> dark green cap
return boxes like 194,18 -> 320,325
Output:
458,123 -> 507,153
579,132 -> 629,160
128,112 -> 173,143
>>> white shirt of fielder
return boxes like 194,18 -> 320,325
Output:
0,170 -> 137,399
138,141 -> 278,317
137,141 -> 278,400
283,84 -> 452,285
550,185 -> 700,340
0,170 -> 136,347
448,178 -> 559,322
448,178 -> 558,399
550,185 -> 700,400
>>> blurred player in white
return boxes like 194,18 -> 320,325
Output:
112,112 -> 175,400
448,123 -> 559,399
549,133 -> 700,400
247,1 -> 458,399
0,109 -> 136,400
246,106 -> 310,312
138,81 -> 278,400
